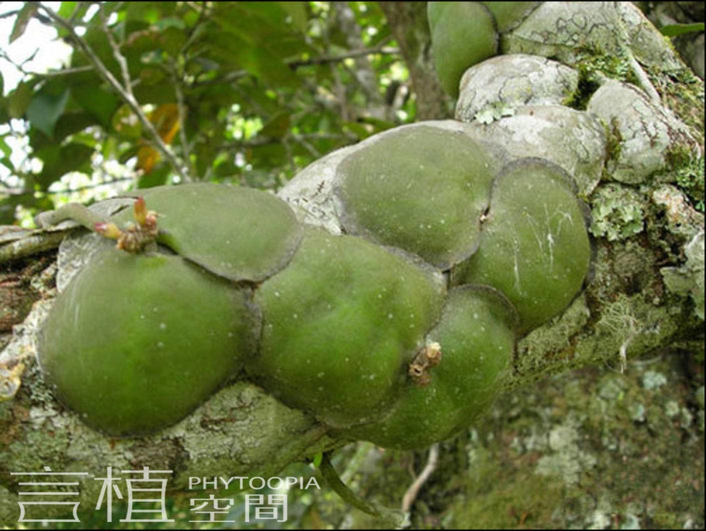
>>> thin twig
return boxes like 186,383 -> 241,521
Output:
37,4 -> 190,183
0,50 -> 92,77
218,132 -> 355,152
170,63 -> 194,177
98,8 -> 131,91
196,45 -> 399,86
288,45 -> 399,68
181,1 -> 209,55
291,134 -> 322,159
0,177 -> 133,197
0,10 -> 21,20
401,444 -> 440,514
47,176 -> 135,195
67,2 -> 88,26
323,7 -> 350,123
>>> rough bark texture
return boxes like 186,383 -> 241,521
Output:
378,2 -> 453,120
0,2 -> 704,525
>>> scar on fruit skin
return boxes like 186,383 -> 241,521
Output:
408,342 -> 442,386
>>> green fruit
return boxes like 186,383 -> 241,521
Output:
249,229 -> 446,428
458,159 -> 592,333
336,126 -> 496,269
38,246 -> 258,436
118,183 -> 303,282
428,2 -> 498,97
481,2 -> 540,32
345,286 -> 517,450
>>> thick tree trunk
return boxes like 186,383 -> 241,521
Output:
378,2 -> 453,120
1,2 -> 704,525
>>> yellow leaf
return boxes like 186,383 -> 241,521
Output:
137,144 -> 159,173
149,103 -> 181,145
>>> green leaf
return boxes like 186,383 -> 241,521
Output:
342,121 -> 372,140
311,452 -> 323,469
10,3 -> 39,43
259,111 -> 290,139
155,16 -> 186,31
137,163 -> 170,189
126,2 -> 177,23
158,26 -> 187,56
279,2 -> 308,32
356,116 -> 395,133
73,85 -> 119,127
29,112 -> 99,151
55,2 -> 89,38
58,2 -> 78,18
0,136 -> 11,158
27,86 -> 71,138
36,143 -> 94,190
661,23 -> 705,37
112,105 -> 143,141
7,82 -> 34,119
119,145 -> 140,164
0,158 -> 14,175
0,196 -> 22,225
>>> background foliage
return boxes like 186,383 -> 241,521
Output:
1,2 -> 703,224
0,1 -> 417,226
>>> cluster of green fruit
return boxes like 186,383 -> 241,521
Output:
429,2 -> 540,96
38,124 -> 591,450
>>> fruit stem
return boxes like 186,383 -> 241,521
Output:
35,203 -> 108,232
35,200 -> 160,254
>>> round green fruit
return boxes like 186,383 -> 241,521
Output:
345,286 -> 517,450
117,183 -> 303,282
336,125 -> 496,269
38,246 -> 258,437
248,229 -> 446,428
458,158 -> 592,333
428,2 -> 498,97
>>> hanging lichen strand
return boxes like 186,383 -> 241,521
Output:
37,122 -> 592,446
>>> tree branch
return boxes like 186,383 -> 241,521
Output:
0,49 -> 92,77
196,45 -> 400,87
36,4 -> 191,183
288,45 -> 399,68
379,2 -> 452,120
401,443 -> 439,514
170,63 -> 195,178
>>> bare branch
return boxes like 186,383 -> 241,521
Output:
288,45 -> 399,68
401,443 -> 440,514
0,9 -> 21,20
196,46 -> 400,86
0,50 -> 92,77
170,63 -> 195,178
